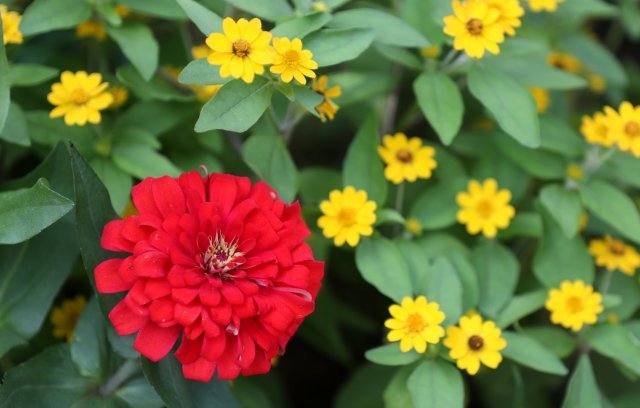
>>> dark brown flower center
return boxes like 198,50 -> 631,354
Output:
466,18 -> 483,35
232,39 -> 251,57
468,335 -> 484,351
396,150 -> 413,163
625,121 -> 640,137
609,241 -> 626,256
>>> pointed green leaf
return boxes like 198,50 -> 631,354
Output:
330,9 -> 428,47
106,22 -> 159,81
502,332 -> 568,375
562,355 -> 603,408
540,184 -> 583,238
472,241 -> 519,318
355,237 -> 413,302
365,344 -> 421,366
414,71 -> 464,145
176,0 -> 223,35
407,360 -> 464,408
305,28 -> 375,67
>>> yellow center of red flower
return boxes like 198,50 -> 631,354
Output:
625,121 -> 640,137
468,335 -> 484,351
466,18 -> 483,35
476,200 -> 494,218
406,313 -> 425,333
566,296 -> 584,314
232,39 -> 251,57
71,88 -> 90,105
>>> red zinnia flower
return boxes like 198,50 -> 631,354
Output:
95,172 -> 324,381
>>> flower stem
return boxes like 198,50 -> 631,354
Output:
99,359 -> 139,396
599,270 -> 614,296
395,182 -> 406,214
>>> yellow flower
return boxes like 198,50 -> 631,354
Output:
528,0 -> 564,12
481,0 -> 525,36
378,133 -> 437,184
48,71 -> 114,126
579,212 -> 589,232
421,45 -> 441,59
456,179 -> 515,238
606,313 -> 619,324
443,0 -> 505,59
0,5 -> 23,45
580,109 -> 617,147
444,315 -> 507,375
318,186 -> 377,247
566,163 -> 584,181
312,75 -> 341,122
312,1 -> 329,12
547,52 -> 582,73
529,87 -> 550,113
115,5 -> 132,18
206,17 -> 272,84
191,44 -> 212,60
609,102 -> 640,157
76,21 -> 106,41
545,280 -> 603,331
191,84 -> 223,102
405,217 -> 423,235
108,86 -> 129,109
50,295 -> 87,342
588,235 -> 640,276
385,296 -> 446,353
589,74 -> 606,94
270,37 -> 318,85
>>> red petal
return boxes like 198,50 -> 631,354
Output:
216,339 -> 241,380
276,265 -> 309,288
182,357 -> 216,382
172,287 -> 199,304
175,335 -> 203,364
118,256 -> 137,283
152,176 -> 186,217
149,298 -> 175,324
220,284 -> 244,305
145,280 -> 172,300
242,348 -> 272,376
95,259 -> 129,293
238,331 -> 256,369
134,323 -> 181,361
199,284 -> 221,306
121,216 -> 149,243
101,220 -> 134,253
148,230 -> 175,254
174,302 -> 202,326
134,251 -> 170,278
179,171 -> 206,215
208,174 -> 240,217
109,300 -> 147,335
202,333 -> 227,360
132,178 -> 161,217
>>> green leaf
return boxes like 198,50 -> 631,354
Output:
142,354 -> 241,408
502,332 -> 568,375
96,3 -> 122,26
6,64 -> 59,87
195,77 -> 273,133
0,102 -> 30,146
20,0 -> 92,35
375,44 -> 422,70
496,290 -> 547,329
534,206 -> 594,287
298,167 -> 342,204
343,114 -> 387,205
524,326 -> 577,359
179,58 -> 229,86
581,180 -> 640,245
91,158 -> 132,214
499,212 -> 543,239
331,71 -> 394,105
271,12 -> 332,39
384,364 -> 417,408
423,257 -> 463,325
119,0 -> 187,19
0,178 -> 74,245
106,22 -> 159,81
539,114 -> 585,157
292,85 -> 323,118
304,28 -> 375,67
330,9 -> 428,47
414,71 -> 464,145
117,65 -> 193,102
586,324 -> 640,376
485,56 -> 587,90
376,209 -> 406,226
494,132 -> 565,180
562,355 -> 603,408
401,0 -> 449,46
335,364 -> 395,408
409,177 -> 468,230
540,184 -> 583,238
225,0 -> 292,21
471,241 -> 519,318
115,376 -> 164,408
355,237 -> 413,302
560,34 -> 627,87
112,143 -> 182,179
365,344 -> 421,366
176,0 -> 223,35
407,360 -> 464,408
0,345 -> 94,406
70,298 -> 114,380
468,64 -> 540,148
241,134 -> 298,203
115,101 -> 195,137
0,20 -> 8,134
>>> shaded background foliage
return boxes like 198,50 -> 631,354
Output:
1,0 -> 640,407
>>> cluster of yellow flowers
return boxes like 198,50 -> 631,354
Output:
50,295 -> 87,342
385,297 -> 506,375
206,17 -> 318,85
0,4 -> 23,45
581,102 -> 640,157
443,0 -> 524,58
76,6 -> 132,41
384,278 -> 602,375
